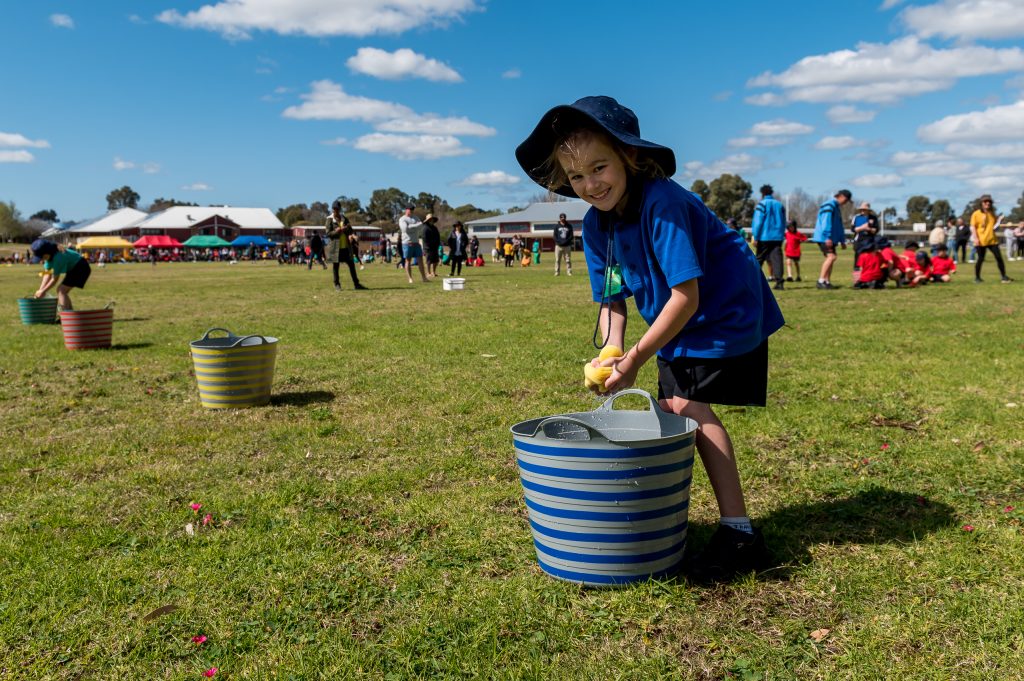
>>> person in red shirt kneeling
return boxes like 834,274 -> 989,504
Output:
854,241 -> 886,289
930,244 -> 956,282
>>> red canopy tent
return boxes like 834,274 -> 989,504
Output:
133,235 -> 184,248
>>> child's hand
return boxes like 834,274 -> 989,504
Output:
583,345 -> 623,393
604,353 -> 639,394
33,290 -> 44,299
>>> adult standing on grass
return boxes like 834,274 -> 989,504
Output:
517,96 -> 784,583
751,184 -> 786,291
421,214 -> 442,278
31,239 -> 91,311
954,217 -> 970,264
553,212 -> 574,276
811,189 -> 850,289
308,232 -> 327,270
325,202 -> 367,291
447,221 -> 468,276
970,194 -> 1011,283
398,205 -> 428,284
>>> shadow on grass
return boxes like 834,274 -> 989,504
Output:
686,486 -> 957,582
109,342 -> 155,350
270,390 -> 335,406
114,317 -> 150,323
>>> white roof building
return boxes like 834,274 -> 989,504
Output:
134,206 -> 283,231
466,201 -> 589,240
67,208 -> 149,235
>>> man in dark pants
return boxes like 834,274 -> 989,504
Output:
751,184 -> 786,290
553,212 -> 574,276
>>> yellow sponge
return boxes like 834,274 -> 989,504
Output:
583,345 -> 623,391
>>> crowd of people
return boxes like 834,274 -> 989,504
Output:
748,185 -> 1018,290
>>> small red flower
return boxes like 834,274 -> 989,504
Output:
962,524 -> 975,532
190,503 -> 202,513
204,668 -> 218,678
1004,506 -> 1015,513
202,514 -> 212,527
191,635 -> 207,644
880,443 -> 890,450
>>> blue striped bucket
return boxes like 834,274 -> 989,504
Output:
511,389 -> 696,587
18,297 -> 58,325
189,328 -> 278,409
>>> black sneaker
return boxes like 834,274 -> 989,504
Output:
355,283 -> 369,290
334,284 -> 341,291
974,277 -> 983,283
685,525 -> 770,584
1001,277 -> 1013,283
773,281 -> 784,291
815,281 -> 826,289
785,276 -> 793,282
796,276 -> 802,282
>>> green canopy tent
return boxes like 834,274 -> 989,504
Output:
182,235 -> 232,248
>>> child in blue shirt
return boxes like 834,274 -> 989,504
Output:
31,239 -> 91,310
516,96 -> 784,583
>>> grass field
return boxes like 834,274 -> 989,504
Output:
2,253 -> 1023,680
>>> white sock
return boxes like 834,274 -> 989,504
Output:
720,516 -> 754,535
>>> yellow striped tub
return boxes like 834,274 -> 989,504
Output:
189,328 -> 278,409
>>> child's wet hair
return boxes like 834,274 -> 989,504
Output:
538,110 -> 668,194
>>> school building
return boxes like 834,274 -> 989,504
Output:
64,206 -> 287,243
466,201 -> 588,251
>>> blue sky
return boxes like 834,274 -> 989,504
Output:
3,0 -> 1024,223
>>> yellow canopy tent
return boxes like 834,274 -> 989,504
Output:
76,236 -> 135,249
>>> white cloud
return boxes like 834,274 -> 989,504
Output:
727,136 -> 792,148
744,92 -> 787,106
903,0 -> 1024,41
747,37 -> 1024,104
946,141 -> 1024,158
965,163 -> 1024,190
114,157 -> 160,173
320,137 -> 348,146
282,80 -> 494,141
881,0 -> 905,8
851,173 -> 904,187
347,47 -> 462,82
749,119 -> 814,136
353,133 -> 472,159
918,99 -> 1024,144
0,132 -> 50,148
50,13 -> 74,29
128,14 -> 146,24
375,114 -> 494,136
887,150 -> 972,176
182,183 -> 212,191
681,153 -> 765,179
457,170 -> 521,186
502,68 -> 521,79
283,80 -> 413,121
815,136 -> 863,150
157,0 -> 480,40
827,105 -> 877,123
0,151 -> 34,163
889,150 -> 956,165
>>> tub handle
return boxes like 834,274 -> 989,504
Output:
530,416 -> 602,442
594,389 -> 671,433
196,328 -> 272,348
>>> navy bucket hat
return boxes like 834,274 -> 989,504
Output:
30,239 -> 58,258
515,96 -> 676,198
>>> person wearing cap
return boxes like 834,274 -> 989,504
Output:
851,201 -> 879,262
811,189 -> 851,289
421,213 -> 442,278
970,194 -> 1011,283
516,95 -> 784,583
398,205 -> 428,284
31,238 -> 91,310
553,212 -> 574,275
750,184 -> 786,291
325,201 -> 367,291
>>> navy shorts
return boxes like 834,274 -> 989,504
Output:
656,340 -> 769,407
61,258 -> 91,289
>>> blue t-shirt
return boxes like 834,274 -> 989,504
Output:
582,178 -> 785,359
751,195 -> 786,242
43,249 -> 83,276
812,199 -> 846,244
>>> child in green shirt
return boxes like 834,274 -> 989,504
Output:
31,239 -> 92,310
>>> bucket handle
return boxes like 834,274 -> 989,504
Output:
528,415 -> 605,442
594,388 -> 671,433
195,328 -> 272,348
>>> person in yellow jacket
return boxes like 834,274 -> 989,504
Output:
970,194 -> 1012,283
